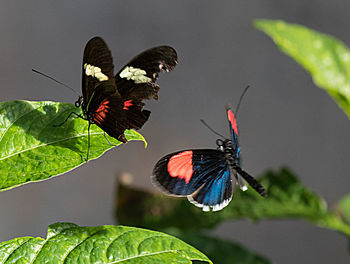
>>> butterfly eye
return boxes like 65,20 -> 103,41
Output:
216,139 -> 224,147
75,96 -> 83,107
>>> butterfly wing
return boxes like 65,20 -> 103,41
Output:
116,45 -> 177,99
226,107 -> 251,190
115,46 -> 177,130
226,108 -> 267,197
153,149 -> 233,212
226,108 -> 239,155
87,82 -> 130,142
82,37 -> 116,107
82,37 -> 129,142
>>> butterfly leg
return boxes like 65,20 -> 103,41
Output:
86,122 -> 91,162
118,134 -> 128,143
103,132 -> 117,146
54,111 -> 86,127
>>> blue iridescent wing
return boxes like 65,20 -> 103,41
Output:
152,149 -> 233,212
187,165 -> 232,212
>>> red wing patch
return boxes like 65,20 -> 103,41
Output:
123,100 -> 133,110
167,151 -> 193,183
92,99 -> 110,125
227,109 -> 238,135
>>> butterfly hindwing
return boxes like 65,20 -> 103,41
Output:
153,149 -> 233,211
87,82 -> 128,142
188,167 -> 232,212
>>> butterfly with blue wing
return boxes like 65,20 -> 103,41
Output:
152,105 -> 267,212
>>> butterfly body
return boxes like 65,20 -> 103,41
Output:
153,108 -> 266,212
74,37 -> 177,151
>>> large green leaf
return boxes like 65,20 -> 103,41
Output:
163,228 -> 271,264
254,19 -> 350,119
116,168 -> 350,236
0,100 -> 146,191
0,223 -> 211,263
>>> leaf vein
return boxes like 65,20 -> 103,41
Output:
62,229 -> 115,264
0,132 -> 104,161
109,249 -> 183,263
0,105 -> 42,145
105,229 -> 137,259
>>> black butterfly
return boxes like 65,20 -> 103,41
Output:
69,37 -> 177,160
152,107 -> 267,212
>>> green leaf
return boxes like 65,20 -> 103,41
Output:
0,222 -> 211,264
163,228 -> 271,264
336,194 -> 350,225
0,100 -> 146,191
254,19 -> 350,119
116,168 -> 350,236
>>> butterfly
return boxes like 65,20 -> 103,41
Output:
69,37 -> 177,160
152,106 -> 267,212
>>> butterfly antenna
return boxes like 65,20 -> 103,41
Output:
32,69 -> 80,96
200,119 -> 226,139
234,85 -> 250,118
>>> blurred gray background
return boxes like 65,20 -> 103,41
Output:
1,1 -> 350,263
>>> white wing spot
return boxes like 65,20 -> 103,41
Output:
84,63 -> 109,81
119,66 -> 152,84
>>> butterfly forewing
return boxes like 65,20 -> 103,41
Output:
116,46 -> 177,100
226,108 -> 239,145
81,37 -> 129,142
115,45 -> 177,134
82,37 -> 116,107
226,108 -> 241,163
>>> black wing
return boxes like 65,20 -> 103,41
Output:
115,46 -> 177,130
115,45 -> 177,100
82,37 -> 116,107
152,149 -> 233,212
82,37 -> 129,142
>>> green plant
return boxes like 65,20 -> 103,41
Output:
0,19 -> 349,263
0,223 -> 211,263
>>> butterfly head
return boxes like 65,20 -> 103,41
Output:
75,95 -> 90,120
216,138 -> 232,152
75,96 -> 83,108
216,138 -> 240,163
